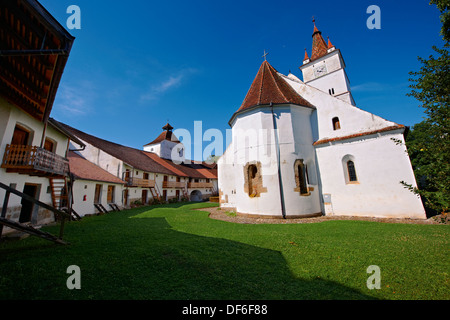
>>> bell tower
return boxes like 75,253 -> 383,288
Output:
299,19 -> 356,106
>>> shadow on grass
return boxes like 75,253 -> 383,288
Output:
0,207 -> 375,300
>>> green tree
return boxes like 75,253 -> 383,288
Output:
405,1 -> 450,215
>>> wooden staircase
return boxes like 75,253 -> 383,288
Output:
49,174 -> 80,221
0,217 -> 67,245
149,186 -> 161,202
49,177 -> 69,210
109,203 -> 121,212
183,188 -> 189,201
94,203 -> 108,214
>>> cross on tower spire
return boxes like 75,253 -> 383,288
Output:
262,50 -> 269,61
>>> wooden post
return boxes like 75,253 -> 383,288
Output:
40,121 -> 48,149
0,190 -> 11,238
59,216 -> 65,240
0,182 -> 70,239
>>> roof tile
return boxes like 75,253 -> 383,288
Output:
237,61 -> 314,113
68,152 -> 125,184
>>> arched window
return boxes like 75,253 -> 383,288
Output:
332,117 -> 341,130
342,155 -> 359,184
244,162 -> 267,198
294,159 -> 309,195
248,164 -> 258,197
347,160 -> 358,182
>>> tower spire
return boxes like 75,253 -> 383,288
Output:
303,48 -> 310,61
310,18 -> 328,61
327,36 -> 335,49
312,16 -> 319,34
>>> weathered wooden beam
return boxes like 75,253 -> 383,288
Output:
0,15 -> 55,69
0,190 -> 11,238
0,60 -> 47,100
0,49 -> 68,56
0,217 -> 67,245
0,80 -> 44,121
0,182 -> 71,220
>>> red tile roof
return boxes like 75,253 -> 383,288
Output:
144,130 -> 180,146
327,37 -> 334,49
311,21 -> 329,61
144,123 -> 180,146
55,120 -> 217,180
303,49 -> 310,61
143,152 -> 217,179
313,125 -> 405,146
143,152 -> 188,177
56,121 -> 175,175
237,60 -> 314,113
68,152 -> 125,184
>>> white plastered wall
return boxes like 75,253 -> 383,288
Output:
72,180 -> 124,216
315,131 -> 426,219
225,105 -> 321,217
0,97 -> 70,226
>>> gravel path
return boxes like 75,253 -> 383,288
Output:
197,206 -> 442,225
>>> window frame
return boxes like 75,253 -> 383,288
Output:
294,159 -> 310,196
342,155 -> 359,185
347,160 -> 358,183
332,117 -> 341,131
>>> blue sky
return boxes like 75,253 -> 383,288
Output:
40,0 -> 444,160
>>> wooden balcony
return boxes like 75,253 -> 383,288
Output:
126,177 -> 156,188
188,182 -> 213,189
1,144 -> 69,177
163,181 -> 185,189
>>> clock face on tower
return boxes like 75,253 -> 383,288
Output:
314,64 -> 328,78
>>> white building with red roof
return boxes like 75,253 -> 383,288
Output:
56,120 -> 218,215
218,21 -> 426,220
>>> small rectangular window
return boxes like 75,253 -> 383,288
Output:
332,117 -> 341,130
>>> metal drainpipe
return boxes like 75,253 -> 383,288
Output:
270,103 -> 286,219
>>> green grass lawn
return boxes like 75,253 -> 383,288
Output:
0,202 -> 448,300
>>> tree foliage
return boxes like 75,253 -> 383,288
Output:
405,1 -> 450,214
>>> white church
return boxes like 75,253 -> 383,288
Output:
217,21 -> 426,220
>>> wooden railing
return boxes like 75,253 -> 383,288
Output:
188,182 -> 213,188
0,182 -> 70,244
126,177 -> 156,188
1,144 -> 69,177
162,181 -> 186,189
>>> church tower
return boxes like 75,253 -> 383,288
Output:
299,19 -> 356,106
143,123 -> 185,162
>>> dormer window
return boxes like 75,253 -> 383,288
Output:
332,117 -> 341,130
